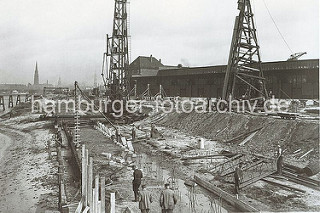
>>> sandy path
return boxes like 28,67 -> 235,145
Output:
0,133 -> 12,162
0,124 -> 58,213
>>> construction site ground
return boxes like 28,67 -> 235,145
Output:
0,101 -> 319,212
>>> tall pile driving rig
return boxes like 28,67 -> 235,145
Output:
222,0 -> 268,102
102,0 -> 130,101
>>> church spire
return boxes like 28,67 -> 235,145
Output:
34,62 -> 39,85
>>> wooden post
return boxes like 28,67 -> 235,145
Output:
82,145 -> 88,206
95,175 -> 99,213
88,157 -> 93,208
0,96 -> 5,111
110,193 -> 115,213
101,176 -> 106,213
92,189 -> 96,213
8,95 -> 13,108
16,94 -> 20,105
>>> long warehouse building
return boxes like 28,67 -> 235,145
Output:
130,56 -> 319,99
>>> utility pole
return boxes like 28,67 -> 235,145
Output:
222,0 -> 268,102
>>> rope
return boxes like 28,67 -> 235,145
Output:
262,0 -> 294,54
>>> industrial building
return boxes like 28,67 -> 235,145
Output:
131,57 -> 319,99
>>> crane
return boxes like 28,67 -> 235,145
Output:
288,52 -> 307,61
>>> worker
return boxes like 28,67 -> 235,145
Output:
132,125 -> 136,141
234,163 -> 243,199
132,165 -> 143,202
116,127 -> 121,143
150,123 -> 155,138
160,183 -> 177,213
138,184 -> 152,213
277,145 -> 284,175
206,97 -> 211,112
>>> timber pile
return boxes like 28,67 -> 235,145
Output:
74,145 -> 109,213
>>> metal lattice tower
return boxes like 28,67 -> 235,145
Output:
74,82 -> 80,144
102,0 -> 130,100
222,0 -> 268,101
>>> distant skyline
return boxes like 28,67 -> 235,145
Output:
0,0 -> 319,85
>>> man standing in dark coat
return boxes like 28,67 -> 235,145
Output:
234,163 -> 243,199
160,183 -> 177,213
132,165 -> 143,202
138,184 -> 152,213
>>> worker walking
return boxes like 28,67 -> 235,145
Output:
160,183 -> 177,213
150,123 -> 155,138
138,184 -> 152,213
277,144 -> 284,175
132,125 -> 136,141
234,163 -> 243,199
132,165 -> 143,202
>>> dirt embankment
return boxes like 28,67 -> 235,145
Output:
0,112 -> 58,212
157,112 -> 319,162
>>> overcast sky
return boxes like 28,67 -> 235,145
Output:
0,0 -> 318,85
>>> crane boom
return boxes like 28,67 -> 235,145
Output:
288,52 -> 307,61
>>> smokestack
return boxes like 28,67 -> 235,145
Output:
159,59 -> 162,63
150,54 -> 153,63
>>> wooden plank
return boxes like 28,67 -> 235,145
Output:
299,149 -> 314,159
97,201 -> 101,213
95,175 -> 99,213
87,158 -> 93,208
222,160 -> 264,177
262,178 -> 306,193
100,177 -> 106,213
239,131 -> 258,146
81,146 -> 88,205
75,201 -> 82,213
283,172 -> 320,191
126,140 -> 134,152
210,154 -> 243,172
225,127 -> 262,144
110,193 -> 116,213
82,206 -> 90,213
194,175 -> 258,212
92,189 -> 96,213
181,153 -> 235,160
240,171 -> 275,189
121,137 -> 127,146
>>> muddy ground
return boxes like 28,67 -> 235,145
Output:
0,100 -> 319,212
0,105 -> 59,213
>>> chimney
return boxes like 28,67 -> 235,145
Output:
150,54 -> 153,63
159,59 -> 162,63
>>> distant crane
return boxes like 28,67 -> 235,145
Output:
287,52 -> 307,61
222,0 -> 268,102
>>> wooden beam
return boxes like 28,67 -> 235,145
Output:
88,157 -> 93,208
181,153 -> 236,160
110,192 -> 116,213
262,178 -> 306,193
82,146 -> 88,205
194,175 -> 258,212
240,171 -> 275,189
95,175 -> 99,213
225,127 -> 262,144
101,176 -> 106,213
